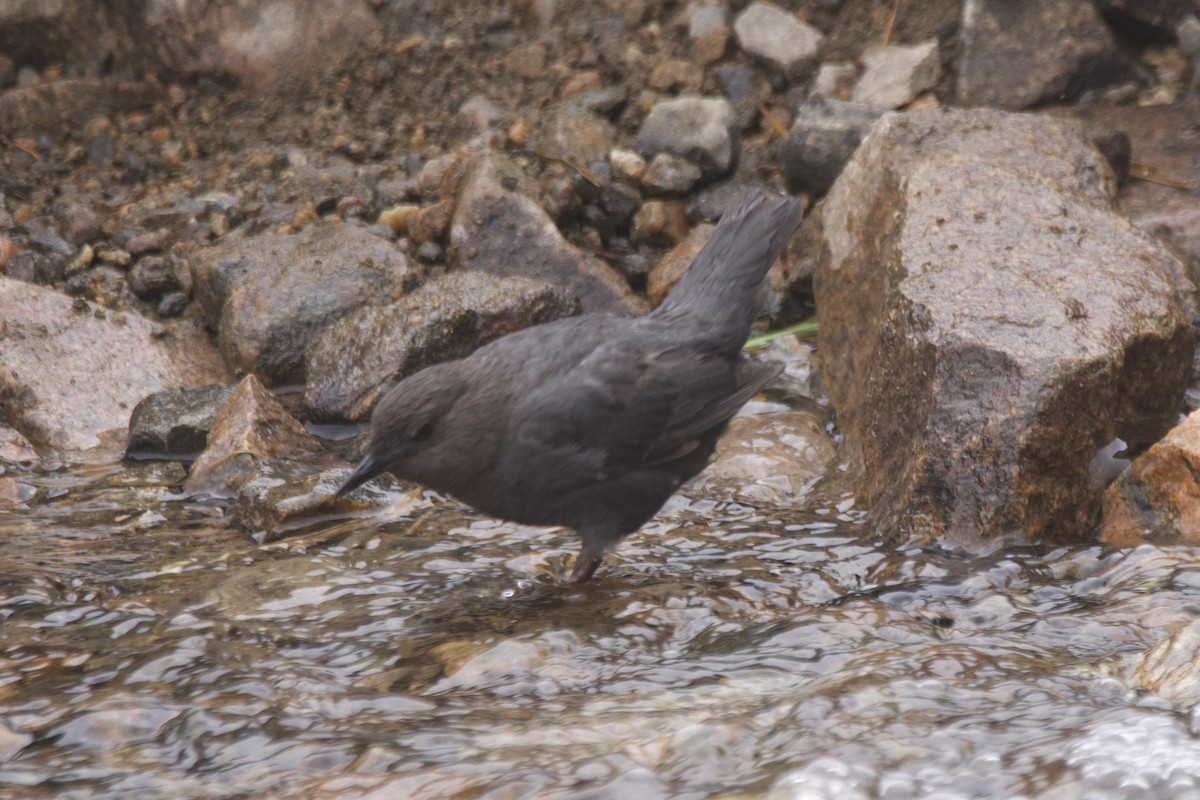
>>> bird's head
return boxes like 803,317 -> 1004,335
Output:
335,362 -> 464,497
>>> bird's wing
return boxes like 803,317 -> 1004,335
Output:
513,338 -> 781,472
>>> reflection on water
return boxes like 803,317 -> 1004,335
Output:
2,458 -> 1200,800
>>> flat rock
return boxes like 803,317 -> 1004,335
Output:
958,0 -> 1130,109
815,108 -> 1196,552
126,384 -> 234,459
0,278 -> 226,452
1099,410 -> 1200,547
191,222 -> 420,385
634,96 -> 738,183
304,271 -> 580,422
780,99 -> 885,197
184,375 -> 323,497
852,40 -> 941,109
733,1 -> 824,75
449,154 -> 644,315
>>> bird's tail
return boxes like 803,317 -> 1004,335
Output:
652,187 -> 803,354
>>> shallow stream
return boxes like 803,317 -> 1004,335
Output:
2,451 -> 1200,799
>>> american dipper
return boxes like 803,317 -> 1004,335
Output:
336,187 -> 803,582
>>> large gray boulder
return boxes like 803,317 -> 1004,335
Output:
812,108 -> 1196,551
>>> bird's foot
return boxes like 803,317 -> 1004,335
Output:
566,553 -> 602,584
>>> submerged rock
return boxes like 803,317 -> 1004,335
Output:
0,277 -> 226,451
1099,410 -> 1200,547
191,222 -> 420,386
304,271 -> 580,422
687,409 -> 836,506
812,108 -> 1195,552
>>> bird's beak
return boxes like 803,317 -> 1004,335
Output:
334,454 -> 384,497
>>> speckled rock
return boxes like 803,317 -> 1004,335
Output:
304,271 -> 581,422
815,108 -> 1196,552
191,222 -> 420,385
0,277 -> 227,452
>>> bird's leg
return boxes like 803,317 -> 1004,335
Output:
567,550 -> 603,583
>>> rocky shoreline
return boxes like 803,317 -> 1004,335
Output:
3,0 -> 1200,550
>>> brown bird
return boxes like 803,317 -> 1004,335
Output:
337,187 -> 803,582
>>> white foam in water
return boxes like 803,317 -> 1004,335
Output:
1065,709 -> 1200,799
767,756 -> 875,800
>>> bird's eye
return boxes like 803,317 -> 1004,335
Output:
413,421 -> 435,441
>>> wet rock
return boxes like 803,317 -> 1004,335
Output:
449,153 -> 643,315
780,99 -> 885,197
687,409 -> 837,505
1129,618 -> 1200,706
647,223 -> 714,307
852,40 -> 941,109
814,109 -> 1196,552
0,79 -> 159,137
733,1 -> 824,75
958,0 -> 1131,109
304,271 -> 580,422
184,375 -> 322,497
534,105 -> 618,166
126,384 -> 234,459
428,631 -> 581,693
143,0 -> 379,93
0,277 -> 226,451
1098,411 -> 1200,547
631,199 -> 689,246
191,222 -> 420,385
0,425 -> 37,466
234,459 -> 394,543
641,153 -> 703,195
634,96 -> 738,183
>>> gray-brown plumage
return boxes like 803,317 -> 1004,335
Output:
336,187 -> 803,582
